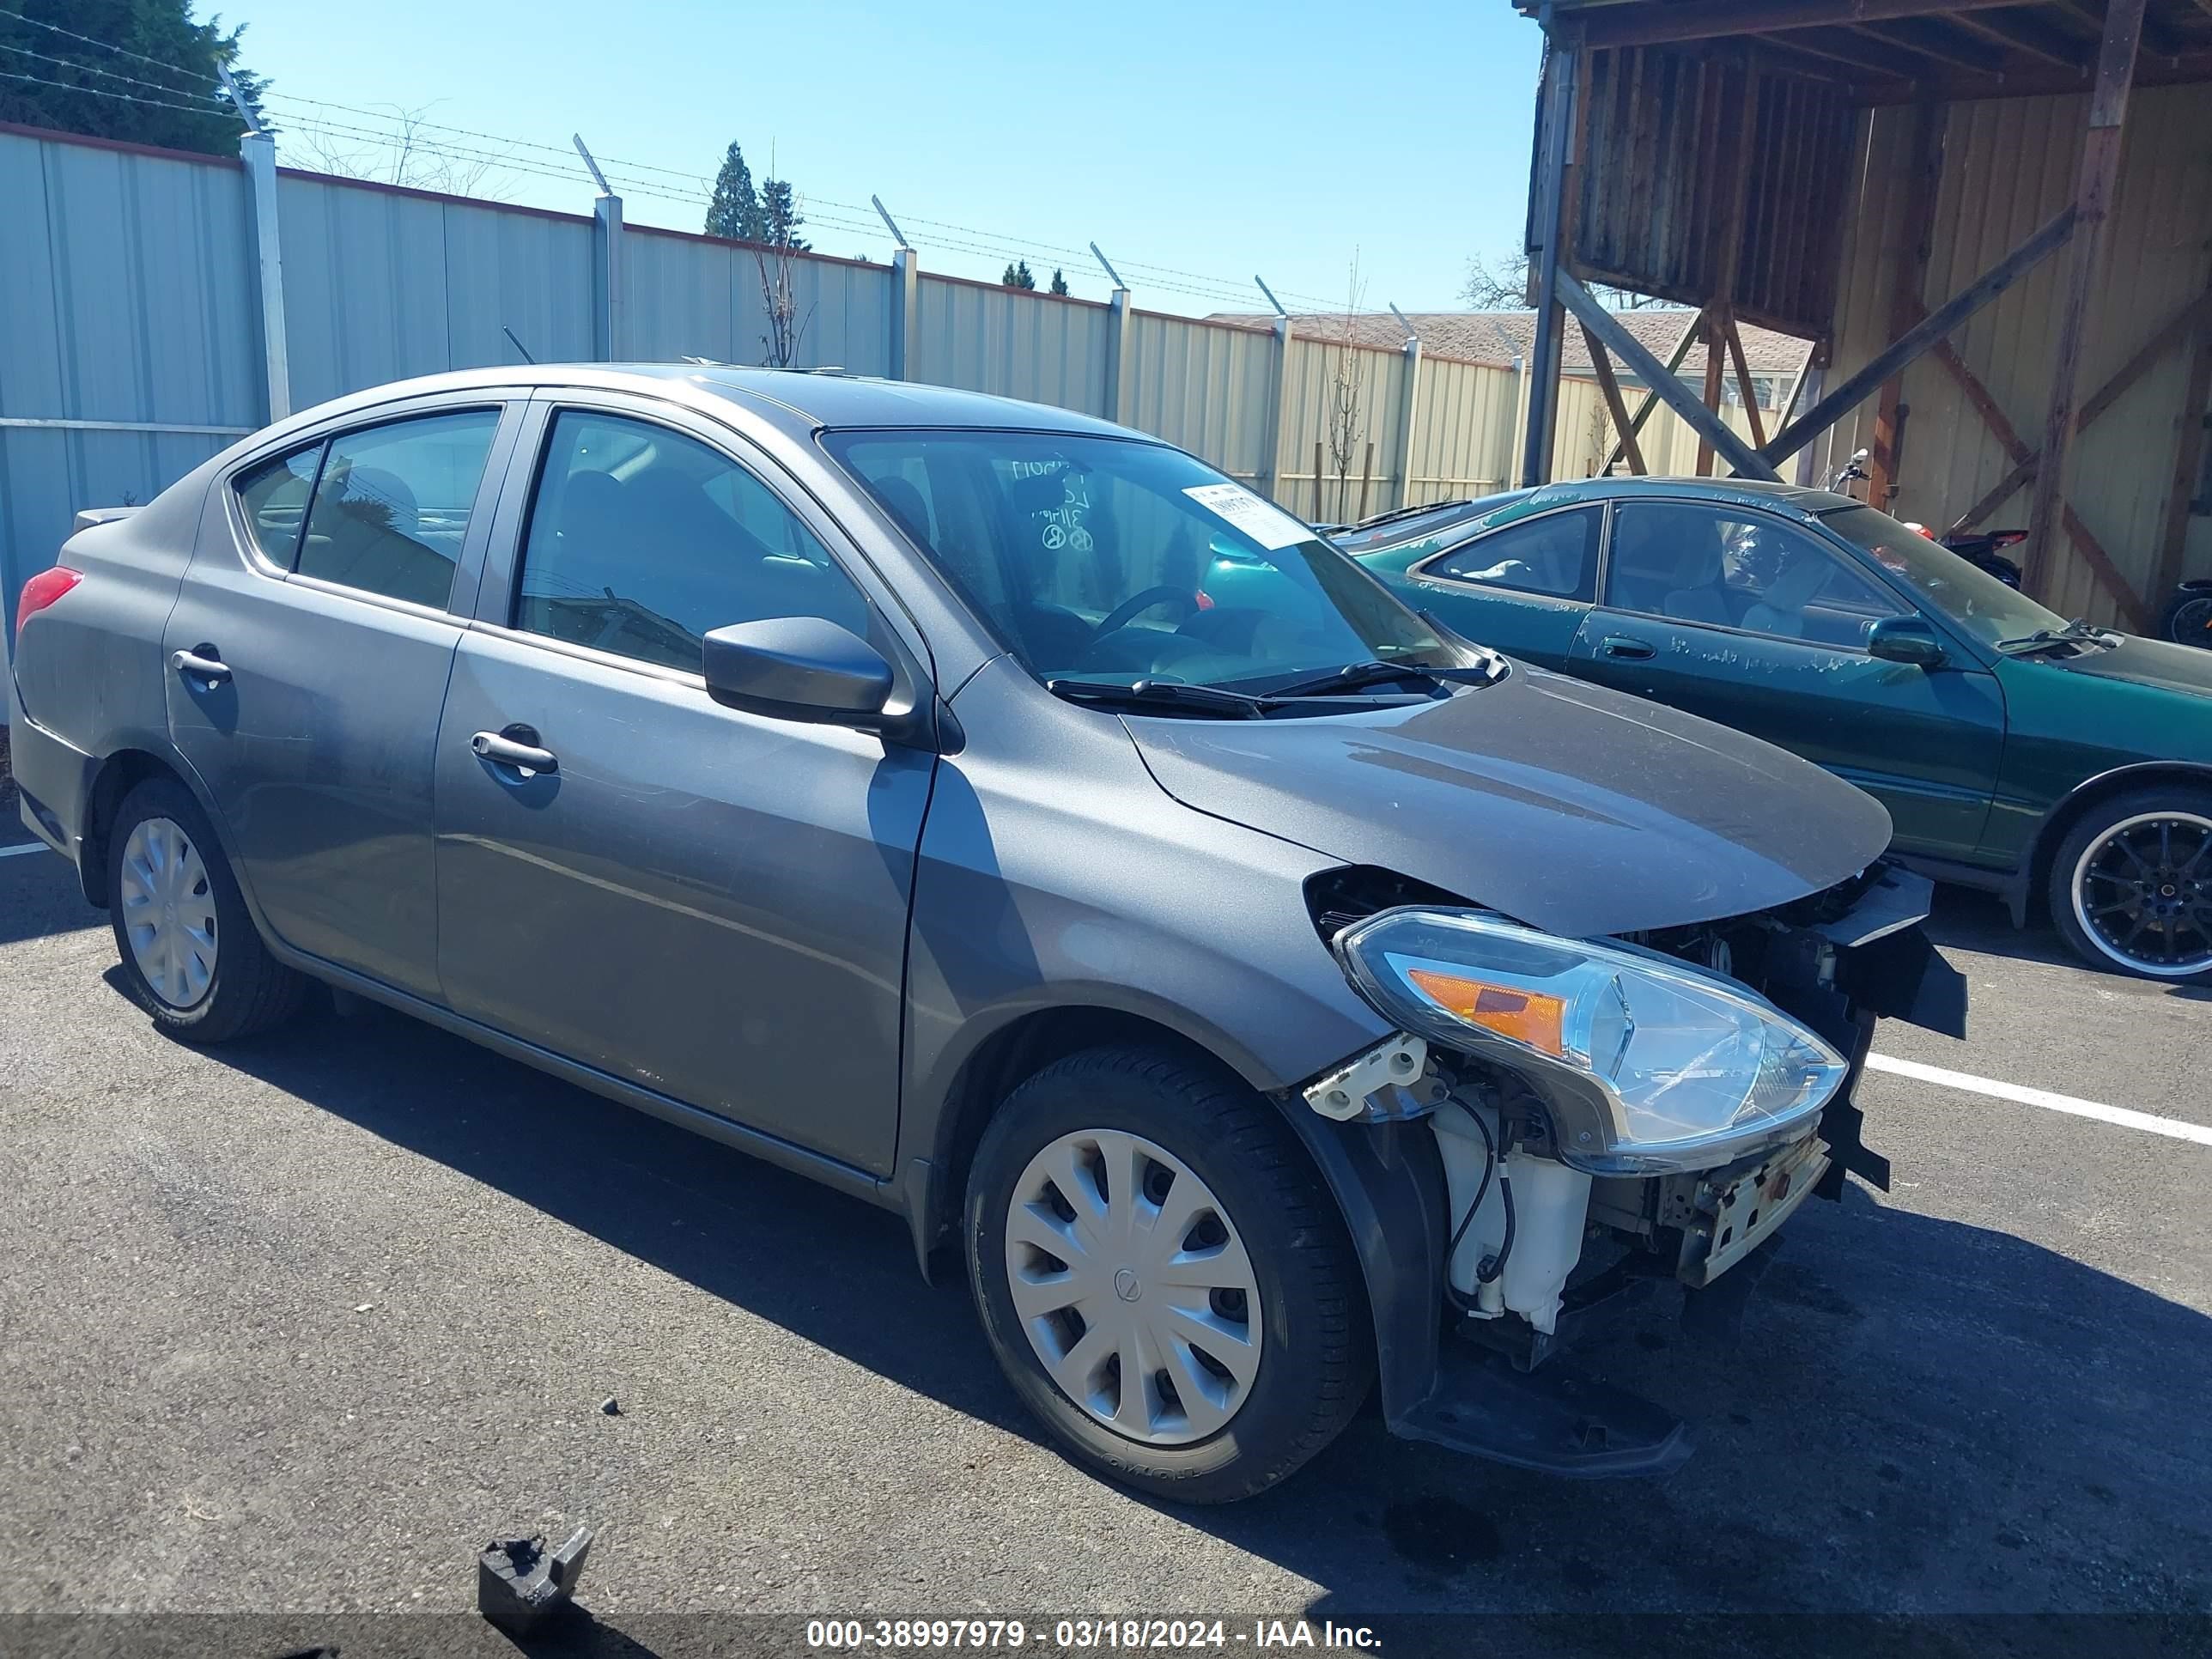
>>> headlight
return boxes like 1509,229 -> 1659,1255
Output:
1334,908 -> 1848,1175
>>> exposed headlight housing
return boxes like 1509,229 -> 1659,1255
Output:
1334,908 -> 1848,1175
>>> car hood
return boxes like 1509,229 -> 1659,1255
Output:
2032,633 -> 2212,697
1127,664 -> 1894,939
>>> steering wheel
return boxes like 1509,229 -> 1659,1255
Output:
1086,585 -> 1200,648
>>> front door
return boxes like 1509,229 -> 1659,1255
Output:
164,400 -> 514,1000
1568,499 -> 2004,860
432,400 -> 932,1176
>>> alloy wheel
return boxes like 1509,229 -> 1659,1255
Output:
1003,1128 -> 1263,1447
118,817 -> 219,1008
2072,811 -> 2212,977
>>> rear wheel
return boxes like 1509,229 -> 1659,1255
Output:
964,1044 -> 1371,1503
106,778 -> 307,1042
2048,787 -> 2212,982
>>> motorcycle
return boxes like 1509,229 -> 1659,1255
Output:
2160,580 -> 2212,651
1827,448 -> 2025,588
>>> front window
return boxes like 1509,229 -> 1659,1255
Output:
822,429 -> 1447,692
1607,501 -> 1905,648
1820,505 -> 2066,648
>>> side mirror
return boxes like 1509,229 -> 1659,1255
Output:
702,616 -> 896,727
1867,615 -> 1946,668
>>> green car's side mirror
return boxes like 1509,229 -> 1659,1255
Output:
1867,615 -> 1947,668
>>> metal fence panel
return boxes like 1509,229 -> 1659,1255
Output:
1279,336 -> 1411,520
913,276 -> 1111,416
1412,356 -> 1520,502
624,229 -> 895,375
0,128 -> 263,641
275,172 -> 456,410
440,197 -> 597,374
1121,312 -> 1275,486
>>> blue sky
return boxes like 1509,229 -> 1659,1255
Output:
228,0 -> 1545,319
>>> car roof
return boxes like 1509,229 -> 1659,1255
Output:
267,363 -> 1146,442
1513,475 -> 1858,514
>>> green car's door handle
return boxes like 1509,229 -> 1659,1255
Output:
1599,635 -> 1656,660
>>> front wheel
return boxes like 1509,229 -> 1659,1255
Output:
2157,584 -> 2212,651
2048,788 -> 2212,981
964,1046 -> 1371,1503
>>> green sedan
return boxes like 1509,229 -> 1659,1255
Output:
1314,478 -> 2212,982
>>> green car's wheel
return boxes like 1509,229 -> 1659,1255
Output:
2050,787 -> 2212,982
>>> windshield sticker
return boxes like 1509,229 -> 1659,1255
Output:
1183,483 -> 1310,550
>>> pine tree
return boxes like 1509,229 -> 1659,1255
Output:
1048,268 -> 1069,296
1003,259 -> 1036,291
705,142 -> 763,241
759,177 -> 808,251
0,0 -> 267,156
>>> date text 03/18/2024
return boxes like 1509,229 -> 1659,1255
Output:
803,1618 -> 1383,1650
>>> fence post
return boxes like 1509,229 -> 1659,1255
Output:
240,130 -> 289,421
1105,287 -> 1133,424
889,246 -> 921,381
590,191 -> 624,361
1394,335 -> 1423,510
1263,315 -> 1296,504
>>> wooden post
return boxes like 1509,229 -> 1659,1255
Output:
1869,101 -> 1946,513
1522,36 -> 1578,487
1313,441 -> 1325,521
1698,52 -> 1760,477
1605,308 -> 1705,472
1559,270 -> 1779,479
1762,206 -> 2078,466
1723,318 -> 1768,450
2151,315 -> 2212,611
1582,319 -> 1646,475
2022,0 -> 2148,599
1358,441 -> 1376,521
1697,308 -> 1728,476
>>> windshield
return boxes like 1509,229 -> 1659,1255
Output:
1820,505 -> 2067,648
822,429 -> 1449,692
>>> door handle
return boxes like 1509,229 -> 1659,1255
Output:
1599,635 -> 1656,660
171,647 -> 232,685
471,728 -> 558,775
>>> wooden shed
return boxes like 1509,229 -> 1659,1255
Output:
1510,0 -> 2212,631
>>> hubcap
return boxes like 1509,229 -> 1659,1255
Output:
2073,811 -> 2212,976
118,817 -> 218,1008
1004,1129 -> 1262,1447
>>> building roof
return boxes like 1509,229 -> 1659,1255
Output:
1201,308 -> 1811,378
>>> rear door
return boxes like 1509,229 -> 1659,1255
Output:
432,394 -> 933,1176
165,395 -> 521,999
1385,504 -> 1602,670
1567,498 -> 2004,860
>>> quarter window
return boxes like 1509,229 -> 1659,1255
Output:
514,411 -> 871,673
234,445 -> 322,567
1606,501 -> 1905,648
1427,507 -> 1600,601
294,410 -> 501,608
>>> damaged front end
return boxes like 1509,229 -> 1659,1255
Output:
1296,862 -> 1966,1477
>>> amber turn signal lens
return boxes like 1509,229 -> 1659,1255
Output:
1405,968 -> 1568,1056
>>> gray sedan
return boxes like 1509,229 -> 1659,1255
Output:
8,366 -> 1958,1500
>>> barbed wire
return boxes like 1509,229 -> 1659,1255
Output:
3,17 -> 1357,315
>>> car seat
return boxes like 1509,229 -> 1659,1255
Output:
1738,548 -> 1832,639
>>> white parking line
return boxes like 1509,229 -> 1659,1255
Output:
0,841 -> 51,860
1868,1053 -> 2212,1147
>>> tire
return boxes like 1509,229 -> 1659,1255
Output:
106,776 -> 308,1042
964,1044 -> 1372,1504
2047,786 -> 2212,982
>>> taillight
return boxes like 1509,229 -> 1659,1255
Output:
15,565 -> 81,641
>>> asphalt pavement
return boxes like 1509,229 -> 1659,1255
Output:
0,836 -> 2206,1656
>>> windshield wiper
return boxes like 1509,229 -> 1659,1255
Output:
1045,678 -> 1271,719
1339,498 -> 1476,536
1263,656 -> 1506,700
1995,617 -> 2121,656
